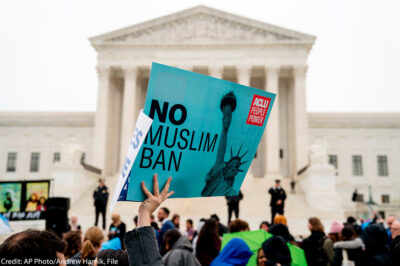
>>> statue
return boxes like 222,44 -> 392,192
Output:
201,91 -> 248,196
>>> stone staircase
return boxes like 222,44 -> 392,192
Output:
3,173 -> 344,242
71,173 -> 343,237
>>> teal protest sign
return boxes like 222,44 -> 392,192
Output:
123,63 -> 275,201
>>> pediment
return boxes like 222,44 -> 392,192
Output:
90,6 -> 315,46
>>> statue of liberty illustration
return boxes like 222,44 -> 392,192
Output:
201,91 -> 248,196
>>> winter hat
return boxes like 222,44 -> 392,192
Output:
273,215 -> 287,225
262,236 -> 292,266
330,220 -> 344,234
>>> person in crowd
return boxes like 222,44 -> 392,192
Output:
362,223 -> 392,266
225,190 -> 243,225
63,230 -> 83,259
346,216 -> 362,236
133,215 -> 138,228
196,218 -> 222,266
162,229 -> 201,265
262,235 -> 292,266
69,214 -> 82,231
210,238 -> 252,266
95,249 -> 129,266
185,219 -> 196,241
332,225 -> 365,266
389,220 -> 400,265
93,178 -> 109,230
290,180 -> 296,194
67,226 -> 104,266
268,179 -> 286,224
328,220 -> 344,243
108,213 -> 126,249
324,220 -> 344,264
273,214 -> 287,226
301,217 -> 329,266
158,207 -> 175,253
124,174 -> 173,266
0,229 -> 66,266
268,223 -> 297,246
210,214 -> 228,236
259,221 -> 270,232
386,215 -> 397,243
257,248 -> 267,266
228,219 -> 249,233
151,214 -> 160,230
172,214 -> 180,229
37,196 -> 47,211
192,219 -> 206,254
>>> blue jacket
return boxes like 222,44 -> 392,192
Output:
210,238 -> 252,266
159,220 -> 175,246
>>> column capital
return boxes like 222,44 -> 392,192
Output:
236,65 -> 252,75
123,66 -> 138,78
265,65 -> 280,76
293,65 -> 308,76
96,65 -> 111,78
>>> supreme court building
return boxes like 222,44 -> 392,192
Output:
1,6 -> 399,231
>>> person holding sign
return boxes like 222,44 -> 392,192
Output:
125,174 -> 174,266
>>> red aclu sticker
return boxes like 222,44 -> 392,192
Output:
246,95 -> 271,126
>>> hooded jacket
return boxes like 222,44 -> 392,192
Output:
262,236 -> 292,266
210,238 -> 252,266
162,236 -> 201,266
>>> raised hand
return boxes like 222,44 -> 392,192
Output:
138,174 -> 174,227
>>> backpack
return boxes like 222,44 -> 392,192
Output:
314,237 -> 329,264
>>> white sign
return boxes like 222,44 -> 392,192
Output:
109,110 -> 153,212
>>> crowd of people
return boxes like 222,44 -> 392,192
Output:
0,175 -> 399,266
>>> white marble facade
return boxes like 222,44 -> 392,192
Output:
0,6 -> 399,221
89,6 -> 315,179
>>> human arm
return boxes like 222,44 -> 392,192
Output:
125,174 -> 174,266
281,189 -> 287,201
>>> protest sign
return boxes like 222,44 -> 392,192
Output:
110,110 -> 153,212
121,63 -> 275,201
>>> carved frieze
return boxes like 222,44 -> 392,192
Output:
106,13 -> 298,44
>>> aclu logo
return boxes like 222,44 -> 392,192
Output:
246,95 -> 271,126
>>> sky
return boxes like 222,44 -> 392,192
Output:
0,0 -> 399,113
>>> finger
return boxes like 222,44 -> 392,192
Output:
141,181 -> 152,198
153,174 -> 159,196
164,191 -> 174,200
161,177 -> 172,197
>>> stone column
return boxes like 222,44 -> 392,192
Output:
236,66 -> 251,86
292,65 -> 309,177
265,66 -> 280,176
93,66 -> 111,175
119,67 -> 138,168
208,66 -> 223,79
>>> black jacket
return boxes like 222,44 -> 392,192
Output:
362,224 -> 392,266
225,190 -> 243,205
302,231 -> 328,266
389,235 -> 400,265
268,187 -> 286,208
332,238 -> 365,266
125,226 -> 163,266
93,185 -> 109,207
